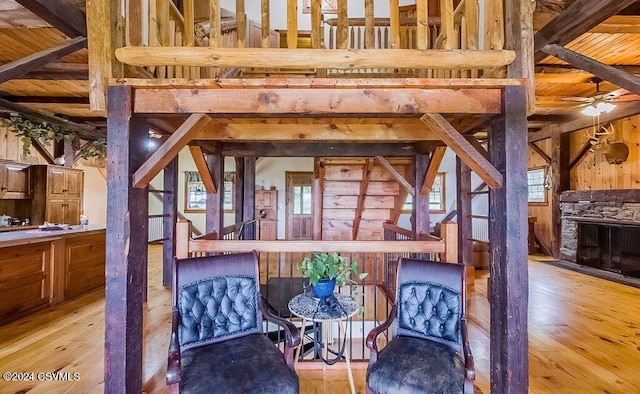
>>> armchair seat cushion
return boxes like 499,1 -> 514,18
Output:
180,333 -> 299,394
367,336 -> 465,394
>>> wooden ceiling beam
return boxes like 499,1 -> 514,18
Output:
374,156 -> 415,196
0,97 -> 103,140
188,145 -> 217,194
116,47 -> 515,70
132,114 -> 211,188
0,37 -> 86,84
1,96 -> 90,104
14,0 -> 87,37
541,44 -> 640,97
220,142 -> 417,157
528,101 -> 640,142
420,114 -> 503,188
198,122 -> 440,141
533,0 -> 637,63
420,146 -> 446,195
134,88 -> 502,114
535,64 -> 640,76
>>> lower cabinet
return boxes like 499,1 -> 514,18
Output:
0,230 -> 105,325
47,199 -> 81,225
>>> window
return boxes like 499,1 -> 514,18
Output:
185,171 -> 234,212
293,185 -> 312,215
527,168 -> 547,203
302,0 -> 338,14
403,173 -> 446,213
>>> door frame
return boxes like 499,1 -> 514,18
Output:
285,171 -> 313,240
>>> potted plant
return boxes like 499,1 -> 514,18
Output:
297,252 -> 368,299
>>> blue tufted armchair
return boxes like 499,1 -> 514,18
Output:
166,251 -> 301,393
365,257 -> 475,394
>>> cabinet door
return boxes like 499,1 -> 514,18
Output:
65,170 -> 83,198
2,163 -> 32,199
46,200 -> 66,224
48,168 -> 67,197
65,200 -> 81,225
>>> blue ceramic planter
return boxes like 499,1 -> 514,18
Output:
312,278 -> 336,299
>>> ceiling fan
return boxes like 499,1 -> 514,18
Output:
562,77 -> 640,116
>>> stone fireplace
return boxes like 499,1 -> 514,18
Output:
560,190 -> 640,278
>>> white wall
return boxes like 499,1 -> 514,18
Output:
78,164 -> 108,225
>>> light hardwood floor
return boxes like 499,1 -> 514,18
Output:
1,247 -> 639,393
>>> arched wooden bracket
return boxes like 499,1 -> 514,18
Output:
132,113 -> 211,188
420,113 -> 503,189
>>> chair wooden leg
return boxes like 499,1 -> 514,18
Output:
340,320 -> 356,394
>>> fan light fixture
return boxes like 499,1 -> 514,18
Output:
581,99 -> 617,116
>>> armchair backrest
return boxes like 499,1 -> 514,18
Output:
173,251 -> 263,351
393,258 -> 465,353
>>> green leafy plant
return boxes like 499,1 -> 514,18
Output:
77,138 -> 107,160
1,113 -> 74,157
297,252 -> 368,286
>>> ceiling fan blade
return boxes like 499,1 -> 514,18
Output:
611,94 -> 640,102
560,96 -> 593,103
603,88 -> 629,99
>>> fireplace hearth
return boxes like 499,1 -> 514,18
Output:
560,190 -> 640,278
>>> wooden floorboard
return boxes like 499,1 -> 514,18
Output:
1,247 -> 639,393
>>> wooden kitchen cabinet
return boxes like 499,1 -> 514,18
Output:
0,161 -> 32,199
31,165 -> 84,225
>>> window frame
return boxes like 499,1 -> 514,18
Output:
184,172 -> 234,213
527,166 -> 548,205
402,172 -> 446,214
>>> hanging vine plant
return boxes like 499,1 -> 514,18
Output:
77,138 -> 107,160
1,113 -> 75,157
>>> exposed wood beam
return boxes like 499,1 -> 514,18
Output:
132,114 -> 211,188
568,139 -> 592,171
0,97 -> 103,140
30,138 -> 55,164
0,37 -> 86,84
535,64 -> 640,76
2,96 -> 90,104
188,145 -> 216,194
541,44 -> 640,97
15,0 -> 87,37
529,101 -> 640,142
420,114 -> 503,188
528,142 -> 551,164
312,158 -> 324,240
18,62 -> 88,80
464,136 -> 489,161
374,156 -> 414,196
533,0 -> 637,63
220,142 -> 417,157
420,146 -> 446,195
135,88 -> 502,115
116,47 -> 516,70
551,133 -> 570,258
353,159 -> 373,240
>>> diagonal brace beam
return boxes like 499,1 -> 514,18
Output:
421,146 -> 446,195
15,0 -> 87,37
421,113 -> 503,188
132,114 -> 211,188
374,156 -> 415,196
189,145 -> 217,193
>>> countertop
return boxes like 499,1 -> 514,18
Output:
0,224 -> 106,248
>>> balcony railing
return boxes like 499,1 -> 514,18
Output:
175,219 -> 459,361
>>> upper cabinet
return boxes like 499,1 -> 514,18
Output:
0,161 -> 32,199
31,165 -> 84,225
47,166 -> 83,199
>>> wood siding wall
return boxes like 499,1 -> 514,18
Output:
0,126 -> 51,164
528,114 -> 640,255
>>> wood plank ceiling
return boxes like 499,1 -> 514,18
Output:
0,0 -> 640,141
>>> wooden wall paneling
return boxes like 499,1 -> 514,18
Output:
488,85 -> 529,393
243,157 -> 256,239
104,85 -> 149,392
527,138 -> 553,255
205,143 -> 224,237
162,157 -> 178,288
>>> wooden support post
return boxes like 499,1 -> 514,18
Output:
441,221 -> 458,263
456,158 -> 472,266
389,0 -> 399,49
413,153 -> 430,239
184,0 -> 195,46
63,137 -> 74,168
551,133 -> 570,258
235,157 -> 245,225
236,0 -> 246,48
311,0 -> 322,49
337,0 -> 348,49
312,158 -> 324,240
205,144 -> 223,237
364,0 -> 374,49
261,0 -> 270,48
176,219 -> 190,258
163,157 -> 178,288
287,0 -> 298,48
488,85 -> 529,393
243,157 -> 256,239
104,85 -> 149,393
209,0 -> 220,48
